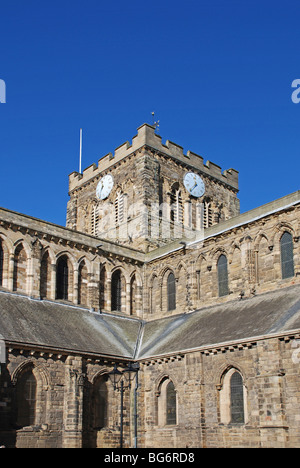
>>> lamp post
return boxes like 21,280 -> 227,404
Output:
108,362 -> 140,449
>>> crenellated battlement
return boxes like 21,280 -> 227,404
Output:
69,123 -> 239,193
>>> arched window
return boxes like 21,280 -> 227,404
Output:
217,254 -> 229,297
78,261 -> 88,306
166,381 -> 177,425
0,240 -> 3,286
219,368 -> 247,425
56,256 -> 69,300
91,375 -> 108,429
157,378 -> 177,427
13,244 -> 27,293
167,272 -> 176,311
130,275 -> 137,316
40,251 -> 51,299
280,231 -> 294,280
151,276 -> 159,315
16,368 -> 37,427
111,270 -> 122,312
99,266 -> 106,311
230,371 -> 245,424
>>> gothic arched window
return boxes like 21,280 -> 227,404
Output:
111,270 -> 122,312
16,368 -> 37,427
99,266 -> 106,311
167,272 -> 176,311
219,368 -> 247,425
92,376 -> 108,429
130,274 -> 137,316
217,254 -> 229,297
78,261 -> 88,306
13,243 -> 28,293
40,251 -> 51,300
157,378 -> 177,427
230,371 -> 245,424
56,256 -> 69,300
280,231 -> 294,280
166,381 -> 177,425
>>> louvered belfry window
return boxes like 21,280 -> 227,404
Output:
170,189 -> 183,224
115,192 -> 124,226
280,231 -> 294,279
167,272 -> 176,311
218,254 -> 229,297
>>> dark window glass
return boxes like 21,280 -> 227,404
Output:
17,369 -> 37,427
280,232 -> 294,279
111,270 -> 122,311
166,381 -> 177,425
99,267 -> 106,311
56,256 -> 69,300
218,254 -> 229,297
230,372 -> 244,424
167,272 -> 176,311
92,377 -> 108,429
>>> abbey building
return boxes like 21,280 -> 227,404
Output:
0,124 -> 299,448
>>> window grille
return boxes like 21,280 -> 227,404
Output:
280,232 -> 294,279
17,369 -> 37,427
166,381 -> 177,425
218,254 -> 229,297
167,272 -> 176,311
230,372 -> 245,424
111,270 -> 122,312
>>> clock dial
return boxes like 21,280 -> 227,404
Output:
183,172 -> 205,198
96,174 -> 114,200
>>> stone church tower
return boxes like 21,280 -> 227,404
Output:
0,124 -> 300,449
67,124 -> 240,251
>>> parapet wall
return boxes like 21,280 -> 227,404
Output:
69,124 -> 239,193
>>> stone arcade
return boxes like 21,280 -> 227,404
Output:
0,124 -> 299,448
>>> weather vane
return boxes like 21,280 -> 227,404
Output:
151,112 -> 160,133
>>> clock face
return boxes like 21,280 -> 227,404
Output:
96,174 -> 114,200
183,172 -> 205,198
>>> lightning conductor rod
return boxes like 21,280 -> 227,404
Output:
79,128 -> 83,174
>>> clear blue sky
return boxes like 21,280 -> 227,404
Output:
0,0 -> 299,227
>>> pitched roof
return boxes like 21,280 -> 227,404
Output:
139,284 -> 300,358
0,290 -> 141,359
0,285 -> 300,361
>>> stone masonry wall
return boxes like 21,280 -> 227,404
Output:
140,334 -> 300,448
